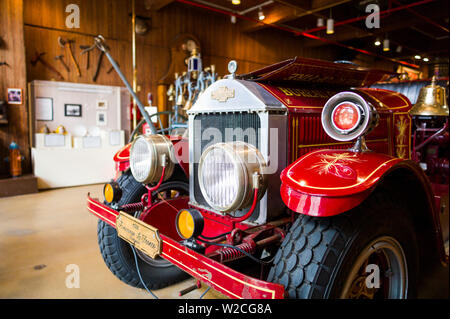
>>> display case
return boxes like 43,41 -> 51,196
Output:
28,80 -> 130,189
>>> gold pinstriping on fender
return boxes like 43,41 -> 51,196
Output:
286,149 -> 400,190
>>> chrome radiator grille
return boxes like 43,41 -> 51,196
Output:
191,112 -> 261,208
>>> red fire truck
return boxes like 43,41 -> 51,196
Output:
88,57 -> 448,299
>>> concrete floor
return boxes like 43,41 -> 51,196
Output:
0,184 -> 447,299
0,184 -> 223,299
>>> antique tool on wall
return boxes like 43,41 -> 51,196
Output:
58,36 -> 81,77
93,35 -> 156,133
92,49 -> 104,82
107,62 -> 119,74
80,44 -> 95,70
54,55 -> 70,72
30,52 -> 64,81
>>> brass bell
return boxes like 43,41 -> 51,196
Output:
409,76 -> 449,117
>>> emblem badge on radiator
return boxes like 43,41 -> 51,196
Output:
211,86 -> 235,102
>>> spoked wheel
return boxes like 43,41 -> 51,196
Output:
340,236 -> 408,299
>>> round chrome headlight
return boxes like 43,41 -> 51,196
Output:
322,91 -> 379,141
198,141 -> 267,212
129,134 -> 175,184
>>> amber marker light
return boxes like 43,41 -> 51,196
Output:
103,182 -> 121,203
176,209 -> 204,240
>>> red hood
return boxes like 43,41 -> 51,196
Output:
240,57 -> 394,87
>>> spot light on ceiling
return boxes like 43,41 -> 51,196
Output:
231,0 -> 240,5
317,18 -> 324,27
326,18 -> 334,34
326,9 -> 334,34
258,7 -> 265,21
383,38 -> 390,51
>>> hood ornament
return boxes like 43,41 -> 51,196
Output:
228,60 -> 238,79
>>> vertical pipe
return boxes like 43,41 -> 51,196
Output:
132,0 -> 137,130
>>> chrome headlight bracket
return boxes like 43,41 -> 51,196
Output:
129,134 -> 175,184
198,141 -> 267,212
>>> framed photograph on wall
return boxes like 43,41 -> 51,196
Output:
64,104 -> 82,117
7,88 -> 22,105
96,100 -> 108,110
96,111 -> 107,126
35,97 -> 53,121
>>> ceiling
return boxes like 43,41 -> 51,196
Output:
149,0 -> 449,68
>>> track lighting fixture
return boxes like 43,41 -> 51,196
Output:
317,18 -> 324,27
383,38 -> 390,51
258,7 -> 265,21
326,9 -> 334,34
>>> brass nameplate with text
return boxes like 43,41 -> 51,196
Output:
116,212 -> 161,259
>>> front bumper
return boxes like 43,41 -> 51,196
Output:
87,194 -> 286,299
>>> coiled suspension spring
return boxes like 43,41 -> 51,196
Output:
218,241 -> 256,263
120,202 -> 145,213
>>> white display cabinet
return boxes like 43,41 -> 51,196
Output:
28,80 -> 131,189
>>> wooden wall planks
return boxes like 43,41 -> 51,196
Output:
22,0 -> 338,107
0,0 -> 29,178
2,0 -> 395,177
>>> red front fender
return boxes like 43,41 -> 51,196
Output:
280,149 -> 404,216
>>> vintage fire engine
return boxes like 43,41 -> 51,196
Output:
88,57 -> 449,299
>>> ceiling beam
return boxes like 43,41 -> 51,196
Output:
302,1 -> 448,48
302,19 -> 422,48
146,0 -> 176,11
241,0 -> 350,32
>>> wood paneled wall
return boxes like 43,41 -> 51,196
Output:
2,0 -> 396,177
0,0 -> 29,177
22,0 -> 339,103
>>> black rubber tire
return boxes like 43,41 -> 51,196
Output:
97,170 -> 189,290
267,190 -> 419,299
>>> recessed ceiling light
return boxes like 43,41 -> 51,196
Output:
423,57 -> 429,62
232,0 -> 240,5
374,38 -> 381,46
414,55 -> 421,60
